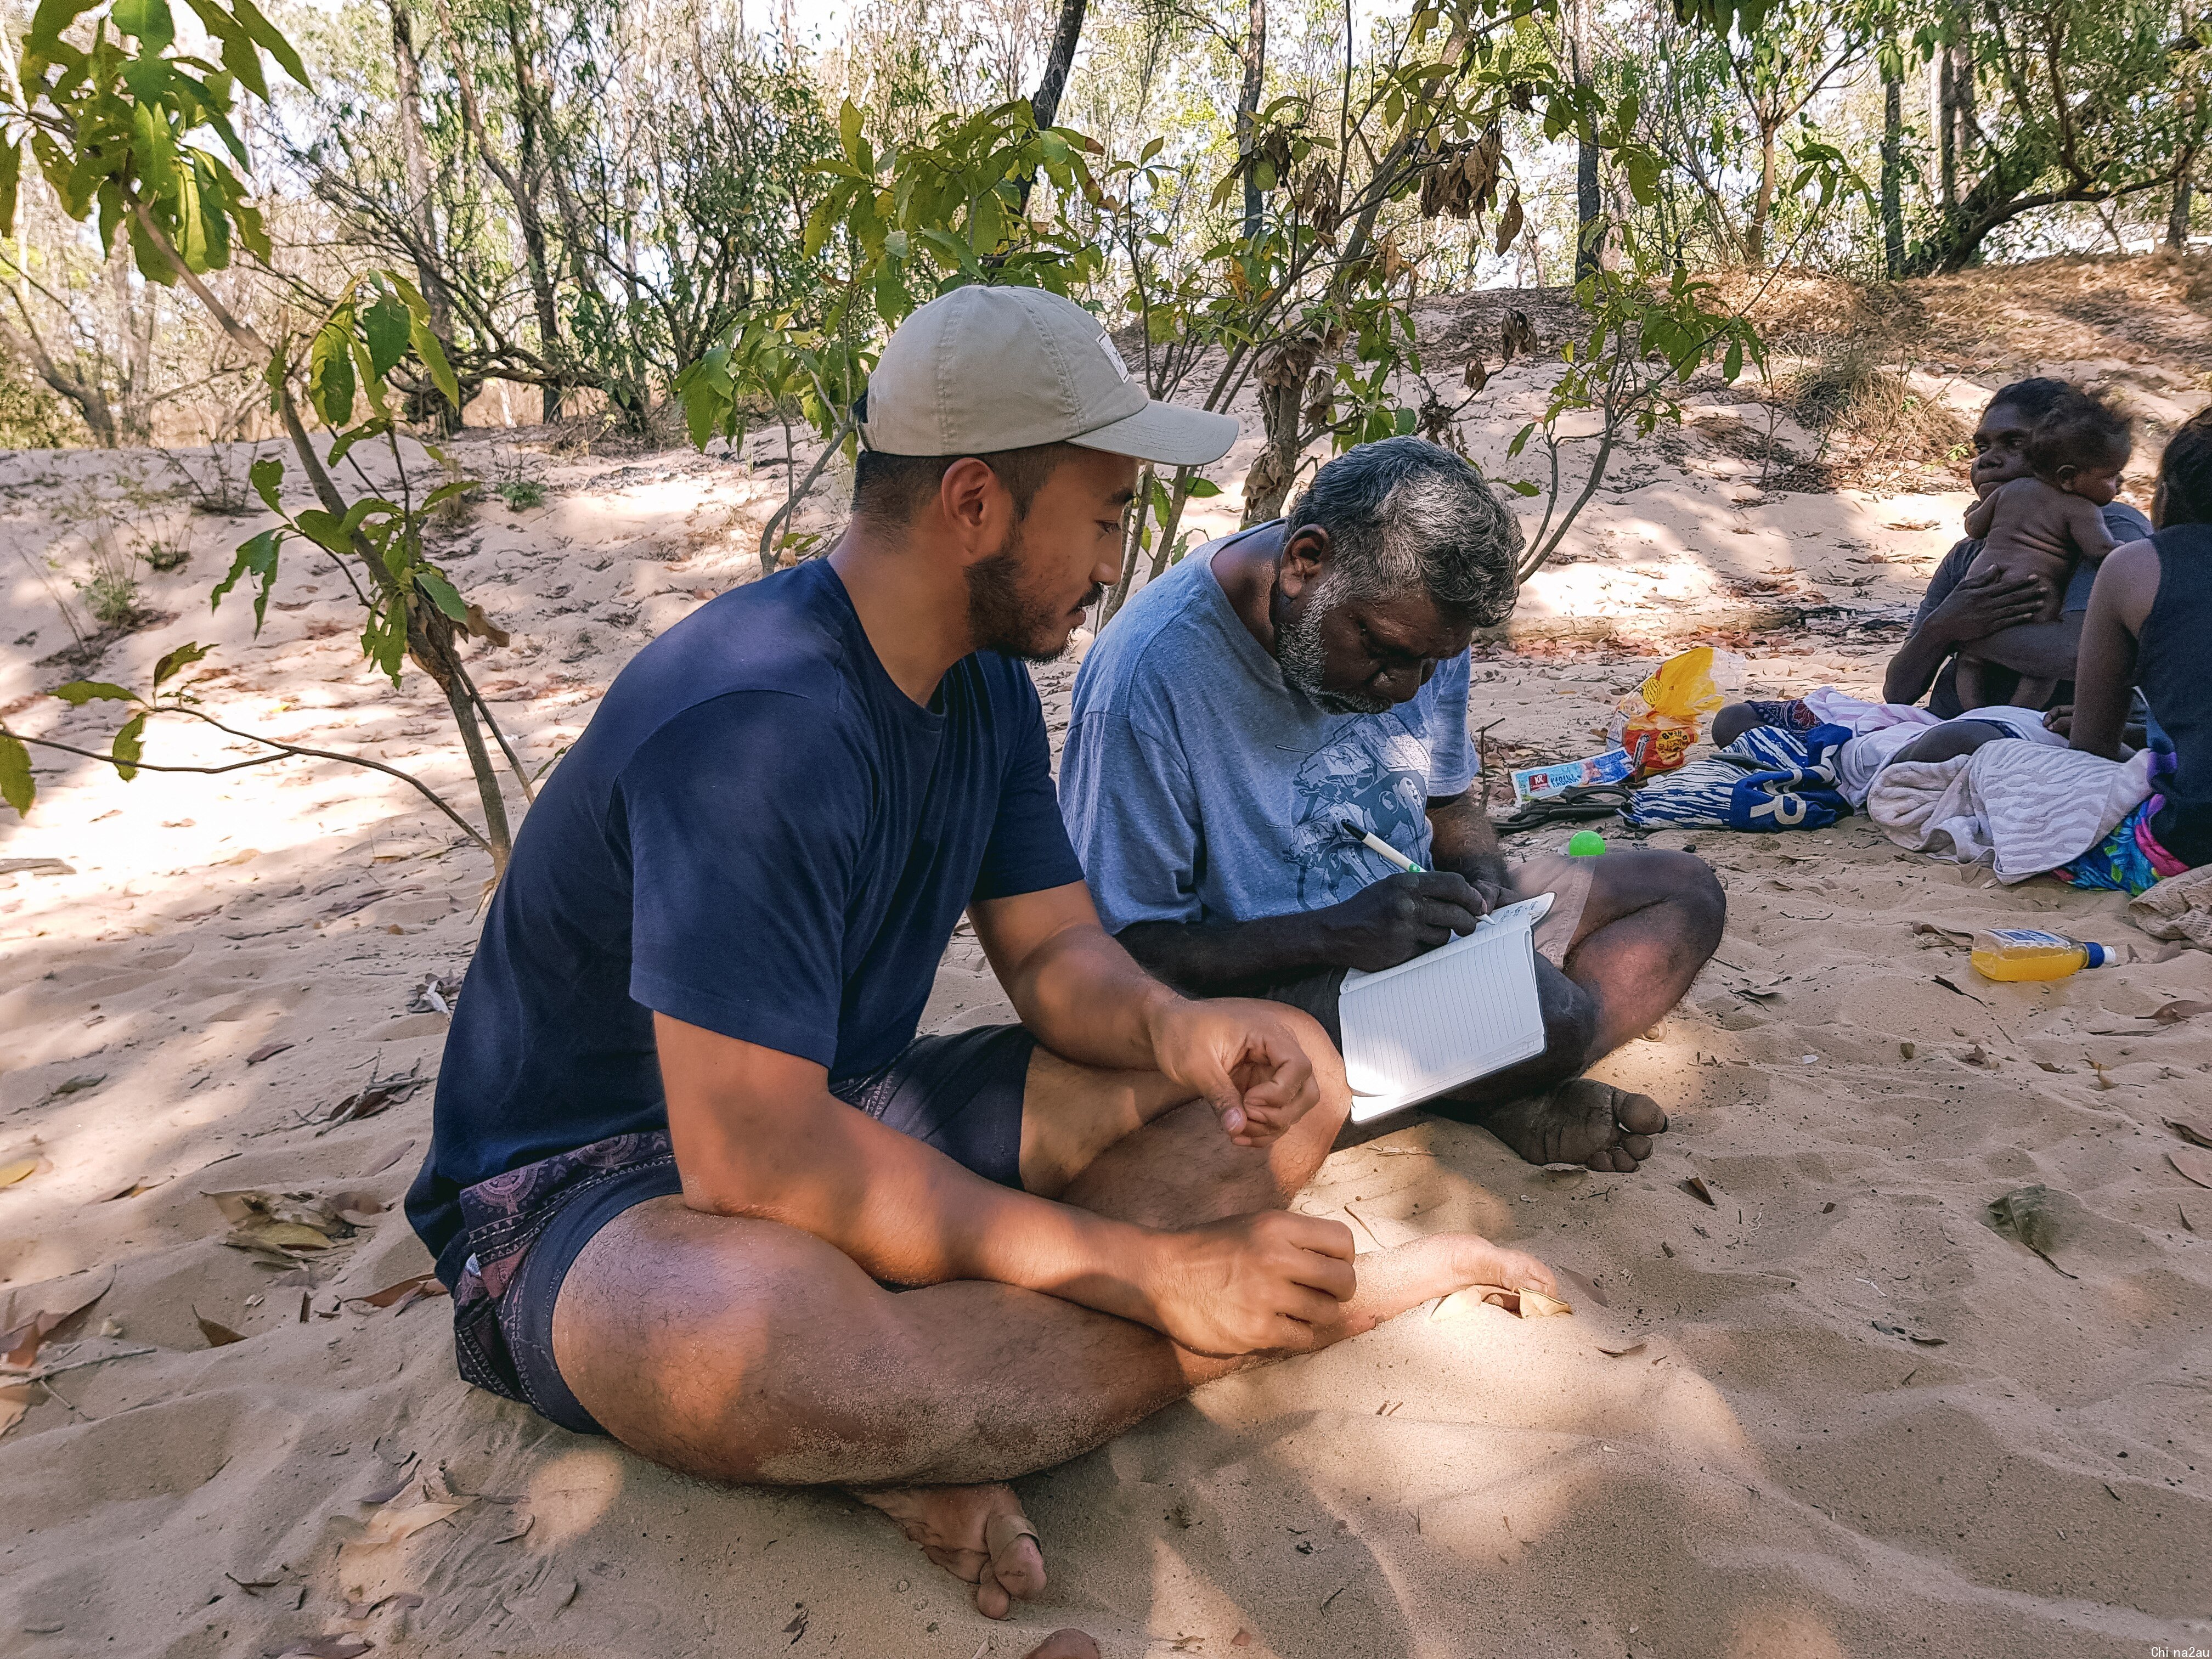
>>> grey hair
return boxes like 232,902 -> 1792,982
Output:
1284,437 -> 1523,626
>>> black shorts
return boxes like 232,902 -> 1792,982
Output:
447,1024 -> 1036,1436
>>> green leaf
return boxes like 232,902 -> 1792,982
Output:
49,681 -> 136,706
1722,340 -> 1743,382
407,314 -> 459,408
293,507 -> 356,555
26,0 -> 97,54
1392,406 -> 1418,437
211,526 -> 283,628
839,99 -> 864,161
419,481 -> 473,510
112,0 -> 174,48
1184,476 -> 1222,498
1506,421 -> 1535,458
152,641 -> 209,689
1505,479 -> 1541,496
414,569 -> 469,624
0,731 -> 31,817
227,0 -> 308,88
249,454 -> 284,514
308,315 -> 356,426
362,290 -> 410,379
132,100 -> 177,196
110,712 -> 146,781
0,140 -> 20,236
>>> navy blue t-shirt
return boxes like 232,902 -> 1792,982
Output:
405,558 -> 1084,1282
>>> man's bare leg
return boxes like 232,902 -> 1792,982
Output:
552,1023 -> 1552,1616
1434,848 -> 1725,1172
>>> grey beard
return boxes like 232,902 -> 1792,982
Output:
1275,584 -> 1392,715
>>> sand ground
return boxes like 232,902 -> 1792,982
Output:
4,321 -> 2210,1657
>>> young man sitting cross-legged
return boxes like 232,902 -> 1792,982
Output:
406,290 -> 1556,1641
1060,438 -> 1726,1172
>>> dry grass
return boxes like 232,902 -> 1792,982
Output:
1765,337 -> 1973,494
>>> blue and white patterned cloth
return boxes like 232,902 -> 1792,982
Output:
1623,724 -> 1854,832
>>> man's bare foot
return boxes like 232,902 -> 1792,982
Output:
1478,1077 -> 1667,1172
848,1481 -> 1046,1619
1317,1232 -> 1559,1342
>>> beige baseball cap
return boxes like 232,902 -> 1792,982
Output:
859,286 -> 1239,466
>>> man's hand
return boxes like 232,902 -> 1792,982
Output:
1318,870 -> 1491,972
1144,996 -> 1323,1146
2043,703 -> 2073,736
1927,564 -> 2051,645
1137,1210 -> 1357,1356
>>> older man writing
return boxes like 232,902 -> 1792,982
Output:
1062,438 -> 1725,1172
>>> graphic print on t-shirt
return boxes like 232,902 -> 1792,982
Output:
1285,726 -> 1432,906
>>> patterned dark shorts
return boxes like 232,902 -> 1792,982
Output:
445,1023 -> 1037,1435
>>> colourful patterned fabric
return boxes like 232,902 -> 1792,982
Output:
1623,724 -> 1854,832
2056,795 -> 2191,895
1740,697 -> 1823,734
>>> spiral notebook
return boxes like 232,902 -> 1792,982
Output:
1339,891 -> 1554,1124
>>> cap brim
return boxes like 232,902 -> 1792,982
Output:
1068,399 -> 1239,467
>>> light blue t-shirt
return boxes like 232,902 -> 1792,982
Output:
1061,531 -> 1475,932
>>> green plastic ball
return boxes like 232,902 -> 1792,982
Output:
1567,830 -> 1608,857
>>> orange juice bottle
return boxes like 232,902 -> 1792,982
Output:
1969,928 -> 2114,982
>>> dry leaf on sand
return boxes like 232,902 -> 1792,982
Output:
2,1267 -> 115,1370
1,1381 -> 39,1436
490,1511 -> 535,1544
195,1310 -> 246,1348
1681,1175 -> 1717,1207
246,1042 -> 294,1065
1598,1342 -> 1647,1358
2152,1000 -> 2212,1025
357,1492 -> 473,1548
0,1155 -> 48,1188
1435,1283 -> 1574,1320
1985,1185 -> 2078,1278
2168,1147 -> 2212,1190
207,1190 -> 359,1256
350,1273 -> 447,1311
270,1639 -> 374,1658
2166,1116 -> 2212,1150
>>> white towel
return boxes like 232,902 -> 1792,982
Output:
1865,741 -> 2156,882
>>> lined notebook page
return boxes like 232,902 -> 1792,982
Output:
1338,894 -> 1551,1122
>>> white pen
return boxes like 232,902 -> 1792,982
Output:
1340,820 -> 1424,874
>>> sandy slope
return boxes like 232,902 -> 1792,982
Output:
3,396 -> 2210,1657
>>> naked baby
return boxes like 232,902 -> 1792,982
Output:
1953,388 -> 2134,709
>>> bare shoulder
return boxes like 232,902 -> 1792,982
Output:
2092,537 -> 2162,630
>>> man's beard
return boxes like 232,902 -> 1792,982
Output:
966,522 -> 1101,664
1274,571 -> 1392,714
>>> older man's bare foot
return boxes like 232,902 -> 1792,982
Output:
849,1481 -> 1046,1619
1478,1077 -> 1667,1172
1316,1232 -> 1559,1341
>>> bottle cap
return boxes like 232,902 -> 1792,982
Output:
1567,830 -> 1607,857
2084,943 -> 2107,968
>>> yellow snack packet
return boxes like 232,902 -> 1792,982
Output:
1606,646 -> 1737,775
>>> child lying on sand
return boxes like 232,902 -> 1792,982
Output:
1710,691 -> 2062,810
1953,388 -> 2134,711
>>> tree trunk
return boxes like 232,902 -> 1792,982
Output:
386,0 -> 461,431
1237,0 -> 1267,240
1949,10 -> 1976,196
1881,70 -> 1905,277
2170,157 -> 2195,249
1570,0 -> 1602,279
430,0 -> 563,421
112,249 -> 155,444
1029,0 -> 1086,131
1243,371 -> 1308,526
1937,47 -> 1957,208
